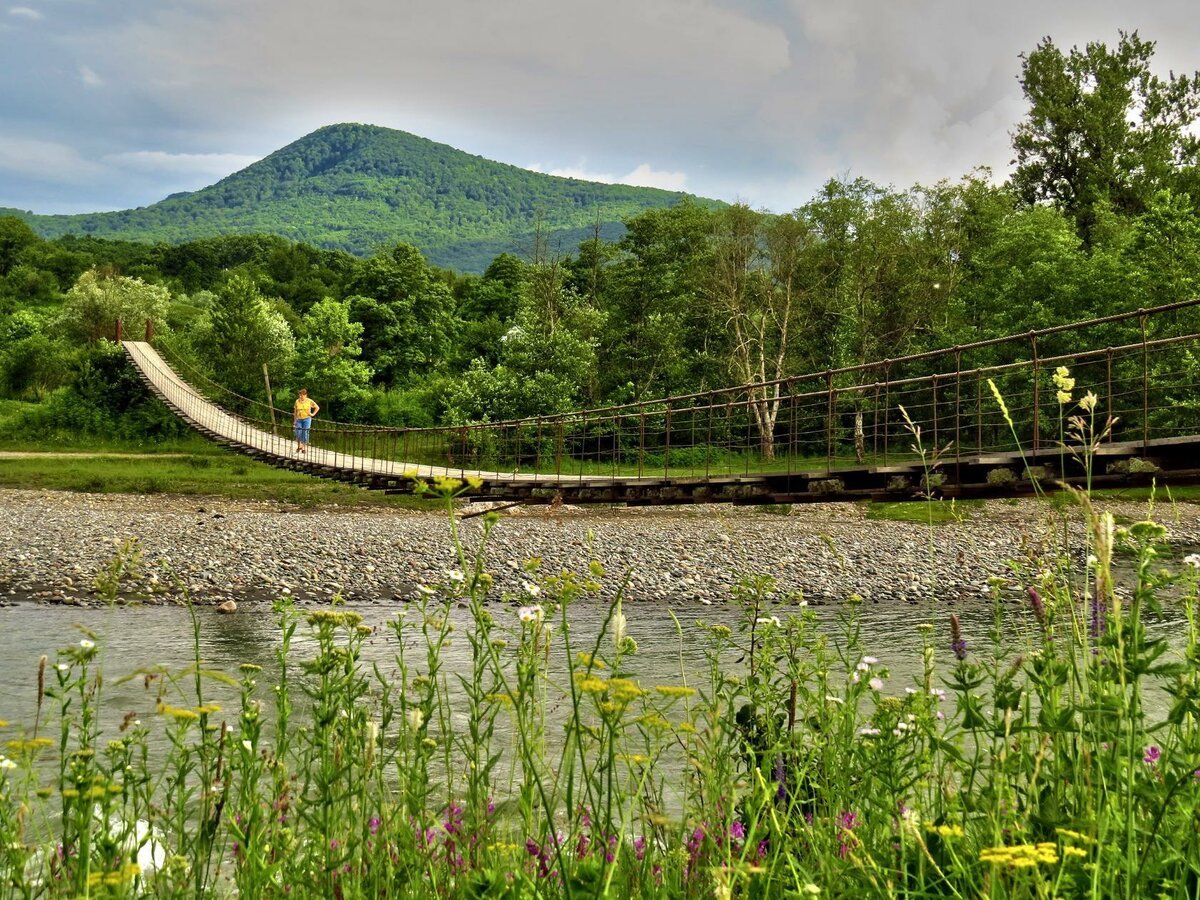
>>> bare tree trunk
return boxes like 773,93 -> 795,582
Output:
854,408 -> 865,463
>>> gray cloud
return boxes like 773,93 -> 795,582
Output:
1,0 -> 1197,215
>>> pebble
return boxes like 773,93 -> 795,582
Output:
0,488 -> 1195,608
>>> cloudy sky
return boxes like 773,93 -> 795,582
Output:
0,0 -> 1195,214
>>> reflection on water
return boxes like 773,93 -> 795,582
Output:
0,584 -> 1188,756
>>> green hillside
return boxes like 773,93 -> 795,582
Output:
2,124 -> 721,272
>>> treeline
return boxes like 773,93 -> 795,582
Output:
1,31 -> 1198,444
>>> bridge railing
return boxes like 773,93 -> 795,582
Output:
145,298 -> 1200,485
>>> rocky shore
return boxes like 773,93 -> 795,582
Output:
2,489 -> 1197,609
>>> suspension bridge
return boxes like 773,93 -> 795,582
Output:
122,299 -> 1200,506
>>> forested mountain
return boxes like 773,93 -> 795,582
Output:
1,124 -> 721,272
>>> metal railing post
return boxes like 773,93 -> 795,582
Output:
825,370 -> 834,474
1141,313 -> 1150,453
1030,332 -> 1040,454
1105,347 -> 1114,444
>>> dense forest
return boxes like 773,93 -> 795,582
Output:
1,124 -> 718,273
1,32 -> 1198,447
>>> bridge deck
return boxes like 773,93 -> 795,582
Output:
124,340 -> 1200,505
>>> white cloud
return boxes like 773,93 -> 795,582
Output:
7,6 -> 41,20
0,137 -> 103,182
105,150 -> 260,176
620,164 -> 687,192
79,65 -> 103,87
527,161 -> 687,192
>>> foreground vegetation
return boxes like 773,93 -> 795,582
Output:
3,428 -> 1200,896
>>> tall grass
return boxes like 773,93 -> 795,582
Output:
2,378 -> 1200,897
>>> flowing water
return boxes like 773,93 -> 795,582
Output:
0,578 -> 1188,754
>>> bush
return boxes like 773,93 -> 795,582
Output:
986,466 -> 1017,486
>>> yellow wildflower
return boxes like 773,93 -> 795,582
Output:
157,703 -> 199,721
654,685 -> 697,698
980,842 -> 1058,867
617,753 -> 650,765
1062,846 -> 1088,858
194,704 -> 222,715
1055,828 -> 1095,845
577,677 -> 608,695
608,678 -> 644,701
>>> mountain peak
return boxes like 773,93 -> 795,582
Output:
10,125 -> 722,272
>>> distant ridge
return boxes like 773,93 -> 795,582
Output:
2,124 -> 723,272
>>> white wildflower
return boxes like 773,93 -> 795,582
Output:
861,656 -> 879,665
518,604 -> 545,625
521,580 -> 542,597
869,677 -> 884,691
858,727 -> 881,737
447,570 -> 465,584
756,616 -> 782,629
241,740 -> 253,752
0,757 -> 15,770
613,609 -> 628,650
406,708 -> 425,730
1184,554 -> 1200,570
79,639 -> 95,650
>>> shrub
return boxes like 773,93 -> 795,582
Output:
986,466 -> 1017,486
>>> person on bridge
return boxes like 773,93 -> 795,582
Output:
293,389 -> 320,454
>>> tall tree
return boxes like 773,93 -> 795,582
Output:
347,244 -> 457,385
708,205 -> 814,460
1012,31 -> 1200,245
201,273 -> 295,402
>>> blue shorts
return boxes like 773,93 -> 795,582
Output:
294,417 -> 312,444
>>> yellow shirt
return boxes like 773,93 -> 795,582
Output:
294,398 -> 316,418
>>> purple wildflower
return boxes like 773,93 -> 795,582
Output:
756,838 -> 768,860
838,810 -> 860,859
773,756 -> 788,803
368,816 -> 380,836
605,835 -> 617,864
730,821 -> 746,841
1144,745 -> 1161,766
634,835 -> 647,861
1028,587 -> 1046,628
950,614 -> 967,661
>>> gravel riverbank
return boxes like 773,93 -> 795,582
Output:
2,489 -> 1197,609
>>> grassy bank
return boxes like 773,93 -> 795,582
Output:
0,448 -> 438,510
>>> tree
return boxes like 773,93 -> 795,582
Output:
0,217 -> 38,277
707,205 -> 812,460
598,201 -> 717,400
200,273 -> 295,402
1012,31 -> 1200,245
804,179 -> 959,460
346,244 -> 458,384
59,268 -> 171,343
293,297 -> 373,417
